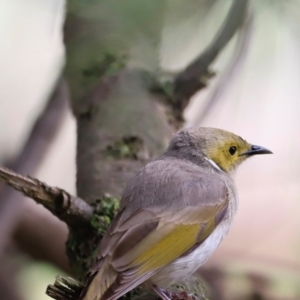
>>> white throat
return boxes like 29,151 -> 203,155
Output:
204,157 -> 222,172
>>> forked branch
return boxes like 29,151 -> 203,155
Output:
174,0 -> 249,111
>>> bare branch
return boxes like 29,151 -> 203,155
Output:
196,7 -> 254,125
174,0 -> 249,112
0,166 -> 93,228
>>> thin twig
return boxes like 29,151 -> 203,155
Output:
0,165 -> 93,228
174,0 -> 249,111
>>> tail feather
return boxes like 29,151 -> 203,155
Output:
101,271 -> 155,300
83,259 -> 117,300
81,257 -> 158,300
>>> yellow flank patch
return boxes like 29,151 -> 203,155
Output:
133,223 -> 200,274
198,218 -> 215,243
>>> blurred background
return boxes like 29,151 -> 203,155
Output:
1,0 -> 300,299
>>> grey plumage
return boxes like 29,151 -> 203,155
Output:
81,127 -> 271,300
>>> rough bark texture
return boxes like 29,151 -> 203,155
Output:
74,69 -> 172,202
67,68 -> 174,278
63,2 -> 175,279
0,166 -> 93,228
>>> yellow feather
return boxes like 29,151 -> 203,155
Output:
133,223 -> 200,274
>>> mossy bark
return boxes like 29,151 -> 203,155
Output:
63,2 -> 175,282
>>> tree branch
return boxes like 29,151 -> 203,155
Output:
195,7 -> 254,125
173,0 -> 249,114
0,166 -> 93,228
47,276 -> 83,300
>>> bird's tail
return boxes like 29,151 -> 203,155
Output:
46,259 -> 117,300
82,258 -> 117,300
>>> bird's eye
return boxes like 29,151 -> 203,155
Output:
229,146 -> 237,156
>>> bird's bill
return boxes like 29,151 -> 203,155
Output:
240,145 -> 273,156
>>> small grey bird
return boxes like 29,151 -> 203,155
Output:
82,127 -> 272,300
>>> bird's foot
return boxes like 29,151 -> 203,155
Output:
168,291 -> 200,300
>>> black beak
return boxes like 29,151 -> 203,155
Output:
240,145 -> 273,156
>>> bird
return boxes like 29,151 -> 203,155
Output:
81,127 -> 272,300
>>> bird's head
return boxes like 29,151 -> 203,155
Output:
168,127 -> 273,174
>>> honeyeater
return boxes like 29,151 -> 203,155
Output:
82,127 -> 272,300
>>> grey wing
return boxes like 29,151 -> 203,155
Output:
82,158 -> 230,300
120,158 -> 228,213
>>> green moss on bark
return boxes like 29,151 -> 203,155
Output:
66,196 -> 120,279
103,136 -> 149,160
90,196 -> 120,233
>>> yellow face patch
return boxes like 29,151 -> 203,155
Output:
205,134 -> 251,173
